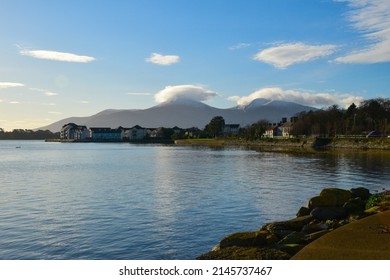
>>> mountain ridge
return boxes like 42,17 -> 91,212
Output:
37,98 -> 316,132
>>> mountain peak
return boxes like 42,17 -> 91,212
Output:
154,97 -> 211,108
37,97 -> 316,132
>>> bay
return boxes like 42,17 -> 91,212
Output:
0,140 -> 389,259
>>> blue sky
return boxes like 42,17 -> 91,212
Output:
1,0 -> 390,131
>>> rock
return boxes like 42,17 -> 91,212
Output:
308,188 -> 352,209
365,206 -> 382,215
343,197 -> 366,215
197,246 -> 291,260
302,221 -> 329,234
308,195 -> 337,209
265,232 -> 279,245
277,231 -> 307,245
350,187 -> 370,201
320,188 -> 351,206
211,244 -> 220,251
219,230 -> 268,249
263,215 -> 314,232
310,206 -> 347,221
296,207 -> 311,217
267,229 -> 295,240
275,244 -> 305,256
325,219 -> 343,230
305,229 -> 329,242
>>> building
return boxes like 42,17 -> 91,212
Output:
89,127 -> 123,141
60,123 -> 88,140
127,125 -> 147,140
224,124 -> 240,136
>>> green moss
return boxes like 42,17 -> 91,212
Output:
366,194 -> 383,209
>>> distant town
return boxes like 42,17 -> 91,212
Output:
1,98 -> 389,141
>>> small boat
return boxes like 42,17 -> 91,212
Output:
15,146 -> 21,148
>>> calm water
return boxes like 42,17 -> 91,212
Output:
1,140 -> 390,259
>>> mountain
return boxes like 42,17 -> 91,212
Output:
37,98 -> 316,132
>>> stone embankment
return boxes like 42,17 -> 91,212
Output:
197,187 -> 390,260
176,137 -> 390,151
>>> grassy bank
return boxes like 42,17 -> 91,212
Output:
175,137 -> 390,151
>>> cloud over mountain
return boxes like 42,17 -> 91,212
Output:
154,85 -> 218,104
253,43 -> 337,69
228,87 -> 363,108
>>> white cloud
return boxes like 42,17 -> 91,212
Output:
253,43 -> 337,69
9,101 -> 20,104
127,92 -> 152,96
79,100 -> 89,104
229,87 -> 363,108
145,53 -> 180,65
45,92 -> 59,96
48,111 -> 62,115
20,49 -> 95,63
335,0 -> 390,63
0,82 -> 24,89
29,88 -> 59,96
229,43 -> 251,50
154,85 -> 217,104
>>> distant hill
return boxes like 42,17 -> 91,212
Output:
37,98 -> 316,132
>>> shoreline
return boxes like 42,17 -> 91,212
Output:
175,137 -> 390,151
197,187 -> 390,260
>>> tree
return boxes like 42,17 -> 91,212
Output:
242,119 -> 269,140
206,116 -> 225,138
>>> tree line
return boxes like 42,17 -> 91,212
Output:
0,129 -> 59,140
291,98 -> 390,137
203,98 -> 390,140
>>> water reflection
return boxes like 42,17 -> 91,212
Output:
1,141 -> 390,259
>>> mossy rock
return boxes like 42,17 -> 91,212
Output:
350,187 -> 370,201
308,188 -> 352,209
263,215 -> 314,232
296,206 -> 311,217
277,231 -> 307,245
302,221 -> 329,234
197,246 -> 291,260
275,244 -> 305,256
308,195 -> 337,209
219,230 -> 268,249
320,188 -> 351,205
265,232 -> 280,245
343,197 -> 366,215
305,229 -> 329,242
310,206 -> 347,221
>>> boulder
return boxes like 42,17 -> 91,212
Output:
275,244 -> 305,256
296,207 -> 311,217
197,246 -> 291,260
305,229 -> 329,242
263,215 -> 314,232
219,230 -> 268,249
350,187 -> 370,201
308,188 -> 351,209
277,231 -> 307,245
320,188 -> 351,206
343,197 -> 366,215
302,221 -> 329,234
310,206 -> 347,221
308,195 -> 337,209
